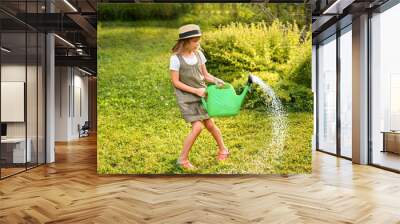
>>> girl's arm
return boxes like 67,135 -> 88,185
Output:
170,70 -> 205,97
199,63 -> 215,83
200,64 -> 224,86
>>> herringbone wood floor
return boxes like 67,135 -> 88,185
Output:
1,134 -> 400,224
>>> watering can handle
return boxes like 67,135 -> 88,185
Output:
201,97 -> 207,111
201,88 -> 208,111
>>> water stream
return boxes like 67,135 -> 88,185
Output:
249,75 -> 288,173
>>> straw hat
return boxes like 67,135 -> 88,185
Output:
178,24 -> 202,40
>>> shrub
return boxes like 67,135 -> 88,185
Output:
98,4 -> 191,21
98,3 -> 310,30
202,21 -> 312,112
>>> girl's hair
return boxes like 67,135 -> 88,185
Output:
171,37 -> 201,55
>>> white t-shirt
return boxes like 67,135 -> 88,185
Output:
169,51 -> 207,71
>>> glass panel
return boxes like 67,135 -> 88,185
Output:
27,30 -> 38,169
1,30 -> 27,177
371,4 -> 400,171
0,0 -> 46,178
340,26 -> 352,158
318,35 -> 337,154
26,0 -> 38,169
38,32 -> 45,165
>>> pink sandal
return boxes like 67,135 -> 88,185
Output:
176,159 -> 195,170
217,148 -> 230,161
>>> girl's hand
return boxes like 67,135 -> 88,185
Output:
214,77 -> 225,87
195,88 -> 206,97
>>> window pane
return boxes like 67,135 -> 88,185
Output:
318,35 -> 337,154
27,31 -> 38,169
0,0 -> 46,179
371,4 -> 400,171
1,31 -> 27,177
38,32 -> 45,165
340,26 -> 352,158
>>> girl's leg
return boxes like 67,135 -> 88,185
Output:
202,118 -> 227,153
178,120 -> 203,162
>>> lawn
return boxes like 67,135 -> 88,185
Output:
97,21 -> 313,174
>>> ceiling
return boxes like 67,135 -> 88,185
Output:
311,0 -> 390,43
0,0 -> 97,75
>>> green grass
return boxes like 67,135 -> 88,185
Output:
97,21 -> 312,174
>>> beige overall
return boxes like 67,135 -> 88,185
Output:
174,51 -> 210,123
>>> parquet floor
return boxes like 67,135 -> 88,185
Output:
1,167 -> 26,178
0,134 -> 400,223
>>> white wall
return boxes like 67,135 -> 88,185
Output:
1,65 -> 35,138
1,65 -> 26,139
1,65 -> 25,81
72,72 -> 89,138
1,63 -> 46,164
55,67 -> 89,141
55,66 -> 70,141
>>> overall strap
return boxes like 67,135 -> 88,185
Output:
194,51 -> 201,65
176,54 -> 185,65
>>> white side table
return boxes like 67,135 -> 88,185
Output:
1,138 -> 32,163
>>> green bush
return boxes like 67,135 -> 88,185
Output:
98,3 -> 310,29
179,4 -> 260,29
202,21 -> 312,112
98,3 -> 191,21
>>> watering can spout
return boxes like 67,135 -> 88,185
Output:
239,74 -> 254,99
247,74 -> 254,85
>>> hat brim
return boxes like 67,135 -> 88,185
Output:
177,34 -> 202,41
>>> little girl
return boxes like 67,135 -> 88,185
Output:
169,24 -> 229,170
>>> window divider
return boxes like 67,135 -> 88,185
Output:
336,28 -> 342,157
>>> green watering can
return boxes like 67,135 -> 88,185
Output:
201,75 -> 253,117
